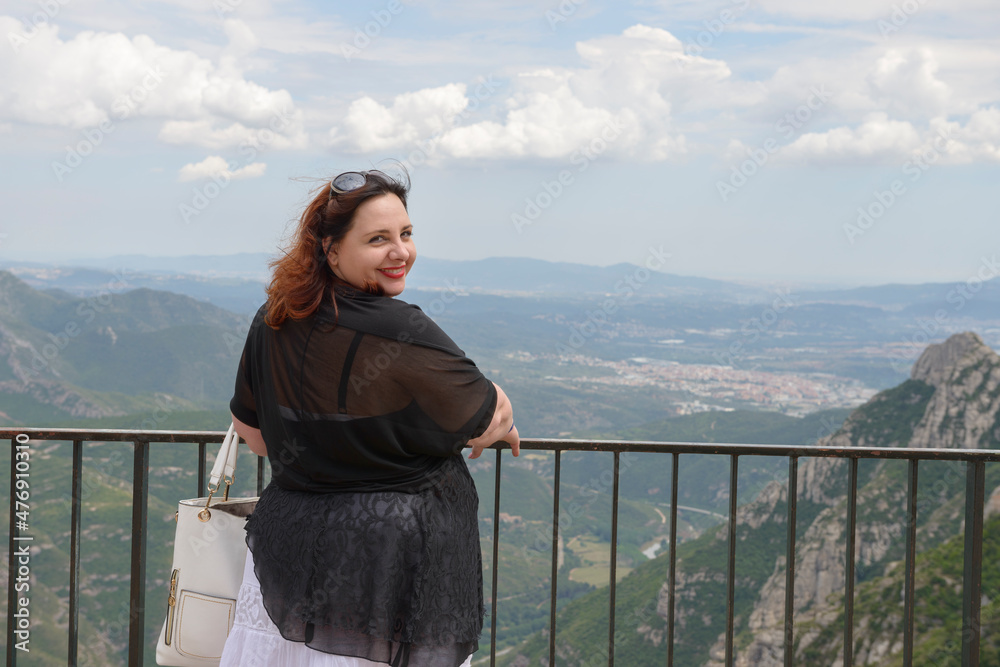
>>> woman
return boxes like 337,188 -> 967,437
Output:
221,168 -> 519,667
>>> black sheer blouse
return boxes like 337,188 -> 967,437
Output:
229,286 -> 495,666
230,286 -> 497,492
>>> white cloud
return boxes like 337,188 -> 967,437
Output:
177,155 -> 266,182
935,108 -> 1000,163
222,18 -> 261,60
331,83 -> 470,152
780,113 -> 923,163
159,116 -> 305,150
866,49 -> 954,118
0,15 -> 306,148
754,0 -> 997,22
329,24 -> 718,161
777,110 -> 1000,165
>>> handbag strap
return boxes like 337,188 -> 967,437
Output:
197,424 -> 241,521
208,423 -> 240,492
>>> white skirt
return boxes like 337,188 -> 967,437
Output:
220,551 -> 473,667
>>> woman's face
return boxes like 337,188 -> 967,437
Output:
327,193 -> 416,296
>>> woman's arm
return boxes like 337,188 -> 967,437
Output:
232,413 -> 268,457
467,383 -> 519,460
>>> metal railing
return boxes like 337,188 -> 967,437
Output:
3,428 -> 998,667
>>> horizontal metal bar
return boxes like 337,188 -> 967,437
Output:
7,428 -> 1000,462
505,441 -> 1000,461
1,428 -> 231,443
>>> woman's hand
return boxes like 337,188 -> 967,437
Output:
467,383 -> 519,459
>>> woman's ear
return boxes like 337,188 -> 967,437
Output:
323,238 -> 339,268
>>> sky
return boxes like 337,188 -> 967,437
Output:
0,0 -> 998,287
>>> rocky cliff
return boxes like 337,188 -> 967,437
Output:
708,332 -> 1000,665
497,332 -> 1000,667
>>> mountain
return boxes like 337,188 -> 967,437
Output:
0,255 -> 781,303
499,332 -> 1000,666
8,254 -> 999,305
0,271 -> 248,425
4,262 -> 998,663
726,331 -> 1000,666
0,263 -> 268,315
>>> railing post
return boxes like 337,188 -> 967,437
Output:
548,450 -> 561,667
783,456 -> 798,667
725,455 -> 739,667
128,440 -> 150,667
902,459 -> 918,666
608,452 -> 620,666
197,441 -> 206,496
844,458 -> 858,667
68,440 -> 83,667
490,448 -> 502,667
667,453 -> 679,667
962,460 -> 985,667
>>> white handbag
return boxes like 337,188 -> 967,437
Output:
156,424 -> 258,666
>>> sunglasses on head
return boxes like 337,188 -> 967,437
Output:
328,170 -> 390,200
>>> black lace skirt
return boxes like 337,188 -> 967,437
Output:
245,455 -> 484,667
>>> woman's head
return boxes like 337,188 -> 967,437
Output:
265,169 -> 412,327
325,189 -> 415,297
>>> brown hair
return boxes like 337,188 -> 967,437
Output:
265,169 -> 410,328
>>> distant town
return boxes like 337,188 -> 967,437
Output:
511,349 -> 876,416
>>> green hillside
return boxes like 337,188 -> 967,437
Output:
800,507 -> 1000,666
559,408 -> 852,518
497,336 -> 1000,666
0,271 -> 248,426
